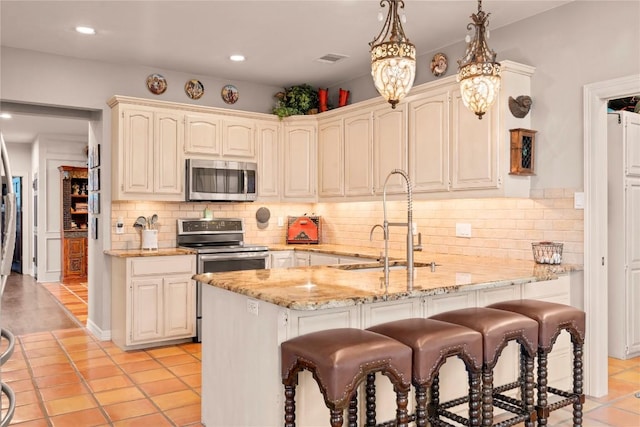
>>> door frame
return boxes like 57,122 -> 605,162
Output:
583,74 -> 640,397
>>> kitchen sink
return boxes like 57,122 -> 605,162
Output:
330,261 -> 437,272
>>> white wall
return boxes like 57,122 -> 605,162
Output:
331,1 -> 640,190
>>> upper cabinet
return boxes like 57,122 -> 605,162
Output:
110,101 -> 184,201
344,111 -> 373,197
282,119 -> 317,200
408,90 -> 449,193
373,105 -> 407,195
256,120 -> 281,200
318,119 -> 344,197
184,113 -> 221,156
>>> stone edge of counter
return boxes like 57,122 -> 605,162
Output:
104,248 -> 196,257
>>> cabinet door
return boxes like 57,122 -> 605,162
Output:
309,252 -> 339,266
344,112 -> 373,196
283,123 -> 316,199
374,105 -> 407,194
295,252 -> 310,267
318,119 -> 344,197
270,251 -> 294,269
131,278 -> 163,343
626,179 -> 640,355
223,119 -> 255,159
184,113 -> 221,156
163,276 -> 195,338
154,111 -> 184,195
122,108 -> 154,194
451,90 -> 498,190
257,122 -> 280,199
409,91 -> 450,192
62,237 -> 87,282
625,112 -> 640,176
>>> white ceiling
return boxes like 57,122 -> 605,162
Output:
0,0 -> 572,143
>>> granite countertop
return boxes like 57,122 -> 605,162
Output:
104,248 -> 196,257
195,246 -> 581,311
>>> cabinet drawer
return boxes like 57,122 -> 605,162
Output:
130,255 -> 195,277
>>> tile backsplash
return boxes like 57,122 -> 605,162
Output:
111,188 -> 583,265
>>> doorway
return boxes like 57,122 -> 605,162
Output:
583,74 -> 640,397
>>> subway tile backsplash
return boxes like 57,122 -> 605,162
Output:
111,188 -> 583,265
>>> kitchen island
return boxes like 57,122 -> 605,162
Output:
195,250 -> 579,426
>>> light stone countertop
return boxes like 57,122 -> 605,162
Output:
195,245 -> 581,311
104,248 -> 196,257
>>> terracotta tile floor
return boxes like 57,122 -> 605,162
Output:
2,276 -> 639,426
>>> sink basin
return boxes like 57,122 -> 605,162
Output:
330,261 -> 436,272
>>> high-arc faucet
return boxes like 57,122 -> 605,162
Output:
369,169 -> 417,288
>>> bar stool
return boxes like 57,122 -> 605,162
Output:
367,318 -> 483,427
430,307 -> 539,427
281,328 -> 412,427
488,299 -> 586,426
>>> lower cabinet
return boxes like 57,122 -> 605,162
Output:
111,255 -> 196,350
62,237 -> 87,282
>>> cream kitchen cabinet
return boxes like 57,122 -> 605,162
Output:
408,89 -> 450,193
184,113 -> 221,156
282,119 -> 316,200
110,99 -> 184,201
269,251 -> 294,269
111,255 -> 196,350
344,111 -> 374,197
318,119 -> 344,197
184,115 -> 256,160
373,104 -> 408,194
256,121 -> 280,199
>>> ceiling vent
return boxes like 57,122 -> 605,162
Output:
316,53 -> 349,64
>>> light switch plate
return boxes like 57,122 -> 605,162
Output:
574,192 -> 585,209
455,223 -> 472,238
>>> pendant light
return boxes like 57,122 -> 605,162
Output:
369,0 -> 416,109
457,0 -> 501,119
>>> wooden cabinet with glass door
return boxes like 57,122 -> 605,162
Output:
59,166 -> 88,283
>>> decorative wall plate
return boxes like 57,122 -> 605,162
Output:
146,73 -> 167,95
221,84 -> 239,104
185,79 -> 205,99
430,53 -> 448,77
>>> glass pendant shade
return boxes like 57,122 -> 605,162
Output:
370,0 -> 416,109
457,0 -> 501,119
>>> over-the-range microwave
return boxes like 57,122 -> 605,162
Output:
186,159 -> 257,202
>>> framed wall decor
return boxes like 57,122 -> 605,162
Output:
89,168 -> 100,191
91,217 -> 99,240
89,193 -> 100,214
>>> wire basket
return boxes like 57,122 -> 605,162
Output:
531,242 -> 563,264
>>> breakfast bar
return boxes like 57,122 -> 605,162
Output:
195,251 -> 579,426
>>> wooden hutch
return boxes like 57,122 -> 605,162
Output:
59,166 -> 88,282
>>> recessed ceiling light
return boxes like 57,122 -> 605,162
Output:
229,54 -> 245,62
75,26 -> 96,35
0,113 -> 12,119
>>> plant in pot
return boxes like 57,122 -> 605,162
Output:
272,84 -> 319,119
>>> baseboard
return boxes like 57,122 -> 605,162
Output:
86,318 -> 111,341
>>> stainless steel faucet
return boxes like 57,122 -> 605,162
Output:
369,169 -> 417,287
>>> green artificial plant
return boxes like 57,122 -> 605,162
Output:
272,84 -> 319,119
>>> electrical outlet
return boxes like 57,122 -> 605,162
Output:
411,222 -> 418,236
115,217 -> 125,234
247,299 -> 259,316
574,192 -> 584,209
277,217 -> 284,227
455,223 -> 472,238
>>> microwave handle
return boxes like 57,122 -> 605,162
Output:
243,169 -> 248,196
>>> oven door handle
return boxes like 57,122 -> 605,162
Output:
198,252 -> 268,262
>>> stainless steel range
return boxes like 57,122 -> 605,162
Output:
177,218 -> 268,342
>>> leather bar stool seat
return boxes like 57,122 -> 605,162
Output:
281,328 -> 412,427
488,299 -> 586,426
430,307 -> 539,427
368,318 -> 483,427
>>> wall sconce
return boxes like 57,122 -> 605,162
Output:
509,128 -> 537,175
457,0 -> 501,119
369,0 -> 416,109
